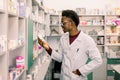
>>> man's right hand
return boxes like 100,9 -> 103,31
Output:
38,37 -> 50,50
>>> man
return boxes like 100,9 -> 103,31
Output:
38,10 -> 102,80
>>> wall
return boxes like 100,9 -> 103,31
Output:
43,0 -> 120,11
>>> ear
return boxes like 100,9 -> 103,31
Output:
70,20 -> 76,27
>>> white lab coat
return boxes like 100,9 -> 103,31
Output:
51,31 -> 102,80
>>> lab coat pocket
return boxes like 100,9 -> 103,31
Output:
71,72 -> 79,78
71,72 -> 85,80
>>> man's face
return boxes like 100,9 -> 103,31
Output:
61,16 -> 72,33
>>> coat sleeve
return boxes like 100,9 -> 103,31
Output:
78,37 -> 103,77
51,38 -> 63,62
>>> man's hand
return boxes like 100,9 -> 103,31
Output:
72,69 -> 81,76
38,37 -> 49,50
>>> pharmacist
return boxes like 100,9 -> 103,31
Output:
38,9 -> 102,80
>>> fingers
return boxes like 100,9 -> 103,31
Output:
38,37 -> 50,50
72,71 -> 77,75
38,37 -> 44,46
38,37 -> 42,42
72,69 -> 81,76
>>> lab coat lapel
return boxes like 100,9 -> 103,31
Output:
69,31 -> 83,69
62,33 -> 70,49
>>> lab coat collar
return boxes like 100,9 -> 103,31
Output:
62,31 -> 83,41
75,30 -> 83,41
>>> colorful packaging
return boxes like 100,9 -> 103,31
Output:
16,56 -> 24,69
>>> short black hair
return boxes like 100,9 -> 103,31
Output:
62,10 -> 79,27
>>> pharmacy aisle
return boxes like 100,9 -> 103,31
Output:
0,0 -> 120,80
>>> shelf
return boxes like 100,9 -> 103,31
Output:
90,35 -> 104,37
79,25 -> 104,27
8,12 -> 18,17
105,25 -> 114,26
107,58 -> 120,64
14,69 -> 25,80
36,59 -> 51,80
0,51 -> 6,56
32,0 -> 44,10
97,45 -> 104,46
9,44 -> 25,51
106,34 -> 120,36
105,44 -> 120,46
105,15 -> 120,16
79,15 -> 104,17
50,24 -> 60,26
0,9 -> 5,13
50,14 -> 60,16
111,65 -> 120,74
19,16 -> 25,19
107,57 -> 120,60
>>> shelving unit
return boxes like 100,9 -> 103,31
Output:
43,13 -> 63,80
111,65 -> 120,80
49,14 -> 63,36
78,15 -> 105,57
0,0 -> 27,80
77,11 -> 120,80
0,0 -> 7,80
8,0 -> 27,79
26,0 -> 52,80
0,0 -> 26,80
78,14 -> 106,80
105,15 -> 120,80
